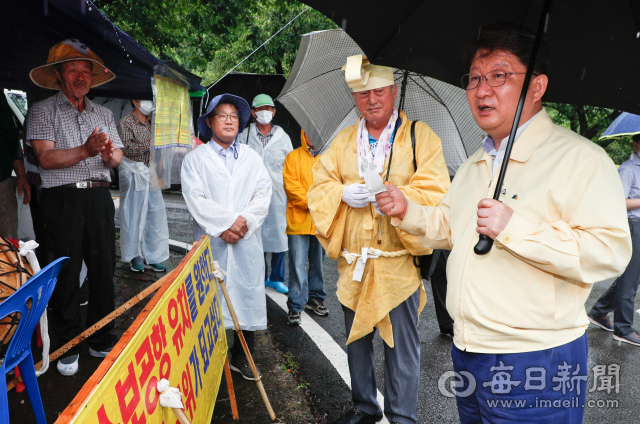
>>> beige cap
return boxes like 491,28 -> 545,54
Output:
341,54 -> 394,92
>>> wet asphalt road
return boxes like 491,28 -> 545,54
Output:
151,191 -> 640,424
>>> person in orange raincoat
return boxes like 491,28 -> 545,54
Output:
283,129 -> 327,326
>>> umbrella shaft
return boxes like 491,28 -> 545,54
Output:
491,0 -> 552,201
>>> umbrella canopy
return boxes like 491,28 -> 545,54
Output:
196,72 -> 302,147
1,0 -> 204,99
299,1 -> 640,115
600,112 -> 640,140
277,29 -> 484,175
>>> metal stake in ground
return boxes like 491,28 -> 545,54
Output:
213,262 -> 277,421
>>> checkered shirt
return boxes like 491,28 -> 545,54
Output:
256,124 -> 277,148
118,112 -> 151,166
26,91 -> 123,188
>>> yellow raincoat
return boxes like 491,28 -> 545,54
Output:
283,130 -> 319,235
308,111 -> 450,346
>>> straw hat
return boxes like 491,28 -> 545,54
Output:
342,54 -> 394,92
29,39 -> 116,90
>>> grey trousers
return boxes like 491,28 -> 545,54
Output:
342,288 -> 421,424
0,177 -> 18,239
591,219 -> 640,336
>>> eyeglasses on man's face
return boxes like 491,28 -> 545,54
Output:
213,113 -> 239,122
461,70 -> 538,90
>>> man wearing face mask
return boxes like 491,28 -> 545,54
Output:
117,99 -> 169,273
587,133 -> 640,346
239,94 -> 293,294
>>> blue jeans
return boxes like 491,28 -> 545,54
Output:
264,251 -> 286,282
286,235 -> 326,313
452,333 -> 588,424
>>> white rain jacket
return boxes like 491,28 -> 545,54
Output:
119,156 -> 170,264
240,124 -> 293,252
181,142 -> 273,331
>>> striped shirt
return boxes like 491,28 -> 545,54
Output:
118,111 -> 151,166
26,91 -> 123,188
256,125 -> 276,148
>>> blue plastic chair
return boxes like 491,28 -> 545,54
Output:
0,257 -> 69,424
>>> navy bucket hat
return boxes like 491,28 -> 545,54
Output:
197,94 -> 251,141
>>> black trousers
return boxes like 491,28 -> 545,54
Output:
591,219 -> 640,336
40,186 -> 116,356
230,330 -> 255,358
429,250 -> 454,335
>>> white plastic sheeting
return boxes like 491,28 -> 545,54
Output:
118,157 -> 169,264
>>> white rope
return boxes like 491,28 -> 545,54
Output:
340,247 -> 409,264
201,7 -> 310,112
157,378 -> 184,408
18,241 -> 50,377
341,247 -> 410,282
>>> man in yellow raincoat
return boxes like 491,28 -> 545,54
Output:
307,55 -> 450,424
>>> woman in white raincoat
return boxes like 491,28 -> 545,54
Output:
239,94 -> 293,294
181,94 -> 272,380
118,100 -> 169,273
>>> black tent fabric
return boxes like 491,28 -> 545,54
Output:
1,0 -> 204,99
196,73 -> 303,148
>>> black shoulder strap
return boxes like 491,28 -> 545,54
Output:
411,120 -> 417,172
384,118 -> 402,182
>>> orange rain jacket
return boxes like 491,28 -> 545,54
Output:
283,130 -> 319,235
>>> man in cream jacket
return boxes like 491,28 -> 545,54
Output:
376,23 -> 631,424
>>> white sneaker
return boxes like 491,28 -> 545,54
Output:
57,355 -> 79,376
89,347 -> 113,358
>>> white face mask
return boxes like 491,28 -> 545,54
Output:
255,110 -> 273,125
137,100 -> 154,116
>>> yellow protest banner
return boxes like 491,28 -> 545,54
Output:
154,74 -> 192,148
64,237 -> 226,424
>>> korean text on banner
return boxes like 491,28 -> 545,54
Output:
70,237 -> 226,424
154,74 -> 192,149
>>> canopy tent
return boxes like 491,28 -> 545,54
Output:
0,0 -> 204,99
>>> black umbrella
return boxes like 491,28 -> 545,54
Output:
301,0 -> 640,254
300,1 -> 640,115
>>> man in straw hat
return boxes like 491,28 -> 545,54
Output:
376,23 -> 631,422
26,39 -> 123,376
307,55 -> 450,424
182,94 -> 272,380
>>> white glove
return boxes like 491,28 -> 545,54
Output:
342,183 -> 373,208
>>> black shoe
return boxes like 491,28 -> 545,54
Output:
613,330 -> 640,346
332,408 -> 383,424
588,313 -> 614,332
287,310 -> 301,326
229,354 -> 261,380
306,298 -> 329,316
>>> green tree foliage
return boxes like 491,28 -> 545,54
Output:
94,0 -> 336,85
545,103 -> 631,164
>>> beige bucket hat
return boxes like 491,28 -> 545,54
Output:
29,39 -> 116,90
